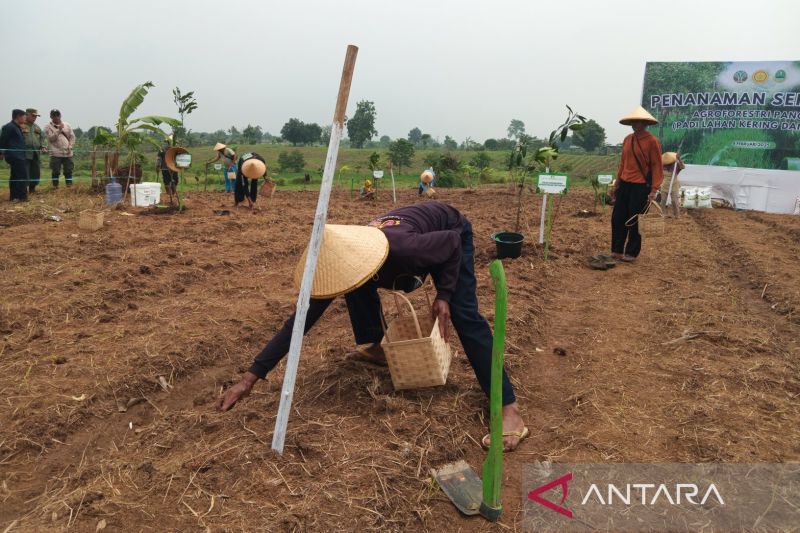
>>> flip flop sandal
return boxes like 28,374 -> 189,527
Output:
345,346 -> 388,367
481,426 -> 530,451
586,255 -> 616,270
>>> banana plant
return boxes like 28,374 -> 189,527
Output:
104,82 -> 182,177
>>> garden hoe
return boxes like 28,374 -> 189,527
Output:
432,259 -> 507,522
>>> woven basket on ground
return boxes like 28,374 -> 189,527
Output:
78,209 -> 104,231
380,291 -> 451,390
628,200 -> 664,237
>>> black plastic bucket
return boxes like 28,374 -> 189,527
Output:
491,232 -> 524,259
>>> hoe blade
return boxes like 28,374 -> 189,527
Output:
432,460 -> 483,516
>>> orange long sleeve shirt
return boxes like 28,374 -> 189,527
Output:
617,131 -> 664,192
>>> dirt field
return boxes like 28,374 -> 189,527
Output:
1,186 -> 799,532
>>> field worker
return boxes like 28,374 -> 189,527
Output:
44,109 -> 76,188
0,109 -> 30,202
208,142 -> 237,193
217,201 -> 529,451
660,152 -> 685,218
155,138 -> 180,203
360,178 -> 375,200
23,108 -> 46,194
235,152 -> 266,209
419,168 -> 436,197
610,106 -> 663,262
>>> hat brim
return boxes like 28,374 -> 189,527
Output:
242,159 -> 266,179
294,225 -> 389,299
619,117 -> 658,126
662,152 -> 678,165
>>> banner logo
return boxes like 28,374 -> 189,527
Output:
733,70 -> 748,83
752,69 -> 769,83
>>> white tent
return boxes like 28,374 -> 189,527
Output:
679,165 -> 800,214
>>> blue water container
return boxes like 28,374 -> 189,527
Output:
105,177 -> 123,205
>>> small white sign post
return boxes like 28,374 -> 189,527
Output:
372,170 -> 384,198
538,167 -> 550,244
537,174 -> 568,261
598,174 -> 613,212
389,167 -> 397,203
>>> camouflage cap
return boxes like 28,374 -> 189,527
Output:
25,108 -> 40,116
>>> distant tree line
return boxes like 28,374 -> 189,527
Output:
71,107 -> 615,154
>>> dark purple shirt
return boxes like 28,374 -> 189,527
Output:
248,201 -> 466,378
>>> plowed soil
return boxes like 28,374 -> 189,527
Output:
1,187 -> 799,532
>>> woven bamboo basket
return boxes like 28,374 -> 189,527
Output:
78,209 -> 104,231
627,200 -> 664,237
381,291 -> 451,390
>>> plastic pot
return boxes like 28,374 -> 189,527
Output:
491,232 -> 524,259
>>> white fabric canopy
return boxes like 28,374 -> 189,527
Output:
678,165 -> 800,213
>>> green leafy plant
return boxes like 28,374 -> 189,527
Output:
172,87 -> 198,145
507,106 -> 588,232
278,150 -> 306,172
94,82 -> 181,178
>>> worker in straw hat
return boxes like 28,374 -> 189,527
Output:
217,201 -> 529,451
359,178 -> 375,200
235,152 -> 267,209
660,152 -> 685,218
418,167 -> 436,197
610,105 -> 664,262
207,142 -> 237,194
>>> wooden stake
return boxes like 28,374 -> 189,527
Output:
272,45 -> 358,454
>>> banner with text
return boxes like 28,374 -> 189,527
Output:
642,61 -> 800,170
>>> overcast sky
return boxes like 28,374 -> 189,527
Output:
4,0 -> 797,144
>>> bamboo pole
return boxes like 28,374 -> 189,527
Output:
481,260 -> 507,519
272,45 -> 358,455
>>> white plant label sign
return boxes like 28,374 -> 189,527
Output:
538,174 -> 568,194
372,170 -> 384,179
598,174 -> 613,185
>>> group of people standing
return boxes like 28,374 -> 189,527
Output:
0,108 -> 76,201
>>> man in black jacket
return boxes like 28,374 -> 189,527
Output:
217,202 -> 528,451
0,109 -> 30,201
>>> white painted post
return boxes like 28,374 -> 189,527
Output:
272,45 -> 358,454
390,166 -> 397,203
539,166 -> 549,244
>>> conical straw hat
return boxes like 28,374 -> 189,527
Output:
164,146 -> 189,172
294,225 -> 389,298
420,169 -> 434,184
661,152 -> 678,165
619,106 -> 658,126
213,142 -> 226,151
242,158 -> 266,179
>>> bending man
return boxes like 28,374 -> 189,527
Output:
217,201 -> 528,450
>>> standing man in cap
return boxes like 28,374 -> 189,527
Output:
217,201 -> 529,451
44,109 -> 76,188
207,143 -> 237,194
23,109 -> 46,194
235,151 -> 266,209
0,109 -> 30,201
610,106 -> 664,262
